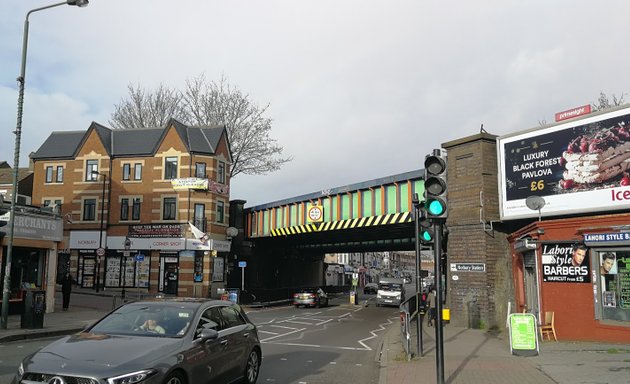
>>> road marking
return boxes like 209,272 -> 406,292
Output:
260,327 -> 306,342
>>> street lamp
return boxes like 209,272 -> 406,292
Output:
122,236 -> 131,300
91,170 -> 106,293
1,0 -> 89,330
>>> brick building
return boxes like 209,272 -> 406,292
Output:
30,119 -> 233,298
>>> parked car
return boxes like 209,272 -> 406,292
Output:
363,283 -> 378,294
293,287 -> 329,308
13,298 -> 262,384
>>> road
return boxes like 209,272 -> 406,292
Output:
249,295 -> 399,383
0,293 -> 400,384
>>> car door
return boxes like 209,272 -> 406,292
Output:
219,304 -> 253,381
187,307 -> 230,383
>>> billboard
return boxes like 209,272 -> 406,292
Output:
497,105 -> 630,220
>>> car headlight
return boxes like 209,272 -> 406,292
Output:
376,293 -> 382,299
17,362 -> 24,379
106,369 -> 156,384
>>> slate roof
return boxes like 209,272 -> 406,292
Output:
0,167 -> 32,185
31,118 -> 230,161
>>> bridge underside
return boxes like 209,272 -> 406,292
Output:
253,220 -> 416,253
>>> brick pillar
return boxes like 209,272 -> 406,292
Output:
442,133 -> 512,329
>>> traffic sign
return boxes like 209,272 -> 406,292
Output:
307,205 -> 323,222
96,247 -> 105,256
238,261 -> 247,268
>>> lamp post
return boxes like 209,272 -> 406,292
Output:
1,0 -> 89,330
122,236 -> 131,300
91,170 -> 106,293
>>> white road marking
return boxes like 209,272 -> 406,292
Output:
260,327 -> 306,342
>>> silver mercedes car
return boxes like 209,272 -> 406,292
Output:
13,298 -> 262,384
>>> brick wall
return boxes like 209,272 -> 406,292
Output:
443,133 -> 512,329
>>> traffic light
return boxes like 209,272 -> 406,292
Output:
418,207 -> 434,245
424,149 -> 448,220
0,194 -> 8,238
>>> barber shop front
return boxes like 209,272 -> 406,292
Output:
510,214 -> 630,342
498,106 -> 630,342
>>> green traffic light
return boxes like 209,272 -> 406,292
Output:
427,199 -> 445,216
421,231 -> 433,242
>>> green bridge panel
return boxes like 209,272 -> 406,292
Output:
246,169 -> 425,238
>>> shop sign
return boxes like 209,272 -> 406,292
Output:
210,239 -> 231,252
541,243 -> 591,283
171,178 -> 208,190
69,231 -> 103,249
149,238 -> 185,250
9,213 -> 63,241
508,313 -> 539,356
497,106 -> 630,220
584,232 -> 630,244
128,224 -> 183,238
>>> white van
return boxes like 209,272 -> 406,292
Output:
376,277 -> 405,307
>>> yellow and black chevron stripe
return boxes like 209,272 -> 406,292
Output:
270,212 -> 411,237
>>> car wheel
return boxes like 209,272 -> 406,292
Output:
164,371 -> 186,384
242,348 -> 261,384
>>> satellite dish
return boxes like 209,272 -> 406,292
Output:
226,227 -> 239,238
525,196 -> 546,221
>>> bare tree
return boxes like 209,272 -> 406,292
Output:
110,84 -> 187,129
591,91 -> 626,112
109,74 -> 291,177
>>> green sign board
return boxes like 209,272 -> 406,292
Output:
508,313 -> 539,356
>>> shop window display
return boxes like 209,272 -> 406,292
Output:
597,250 -> 630,321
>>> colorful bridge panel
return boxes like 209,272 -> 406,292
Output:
245,170 -> 425,238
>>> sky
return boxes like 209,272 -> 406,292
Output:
2,0 -> 630,207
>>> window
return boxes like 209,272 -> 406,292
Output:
132,197 -> 141,220
217,161 -> 226,184
83,199 -> 96,221
54,199 -> 62,214
122,164 -> 131,181
134,163 -> 142,180
43,200 -> 51,207
216,200 -> 225,224
596,250 -> 630,322
120,198 -> 129,221
86,160 -> 99,181
45,167 -> 53,183
56,166 -> 63,183
163,197 -> 177,220
219,306 -> 245,327
164,157 -> 178,180
197,307 -> 224,334
195,162 -> 206,178
194,204 -> 205,231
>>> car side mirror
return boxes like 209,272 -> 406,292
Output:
197,328 -> 219,341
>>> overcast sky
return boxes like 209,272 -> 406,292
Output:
2,1 -> 629,207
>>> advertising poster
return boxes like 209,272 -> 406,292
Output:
508,313 -> 538,356
497,106 -> 630,219
541,243 -> 591,283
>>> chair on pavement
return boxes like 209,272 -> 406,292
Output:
540,311 -> 557,341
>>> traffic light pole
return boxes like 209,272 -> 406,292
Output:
413,203 -> 424,357
434,222 -> 445,384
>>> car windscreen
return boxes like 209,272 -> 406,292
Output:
89,303 -> 195,338
378,283 -> 403,291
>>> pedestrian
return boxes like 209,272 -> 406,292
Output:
61,272 -> 75,311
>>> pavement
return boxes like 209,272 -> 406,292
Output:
1,290 -> 629,384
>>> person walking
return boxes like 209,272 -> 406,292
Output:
427,286 -> 437,327
61,272 -> 75,311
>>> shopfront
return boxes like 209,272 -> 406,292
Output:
68,225 -> 230,297
499,106 -> 630,342
0,211 -> 62,314
511,215 -> 630,342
